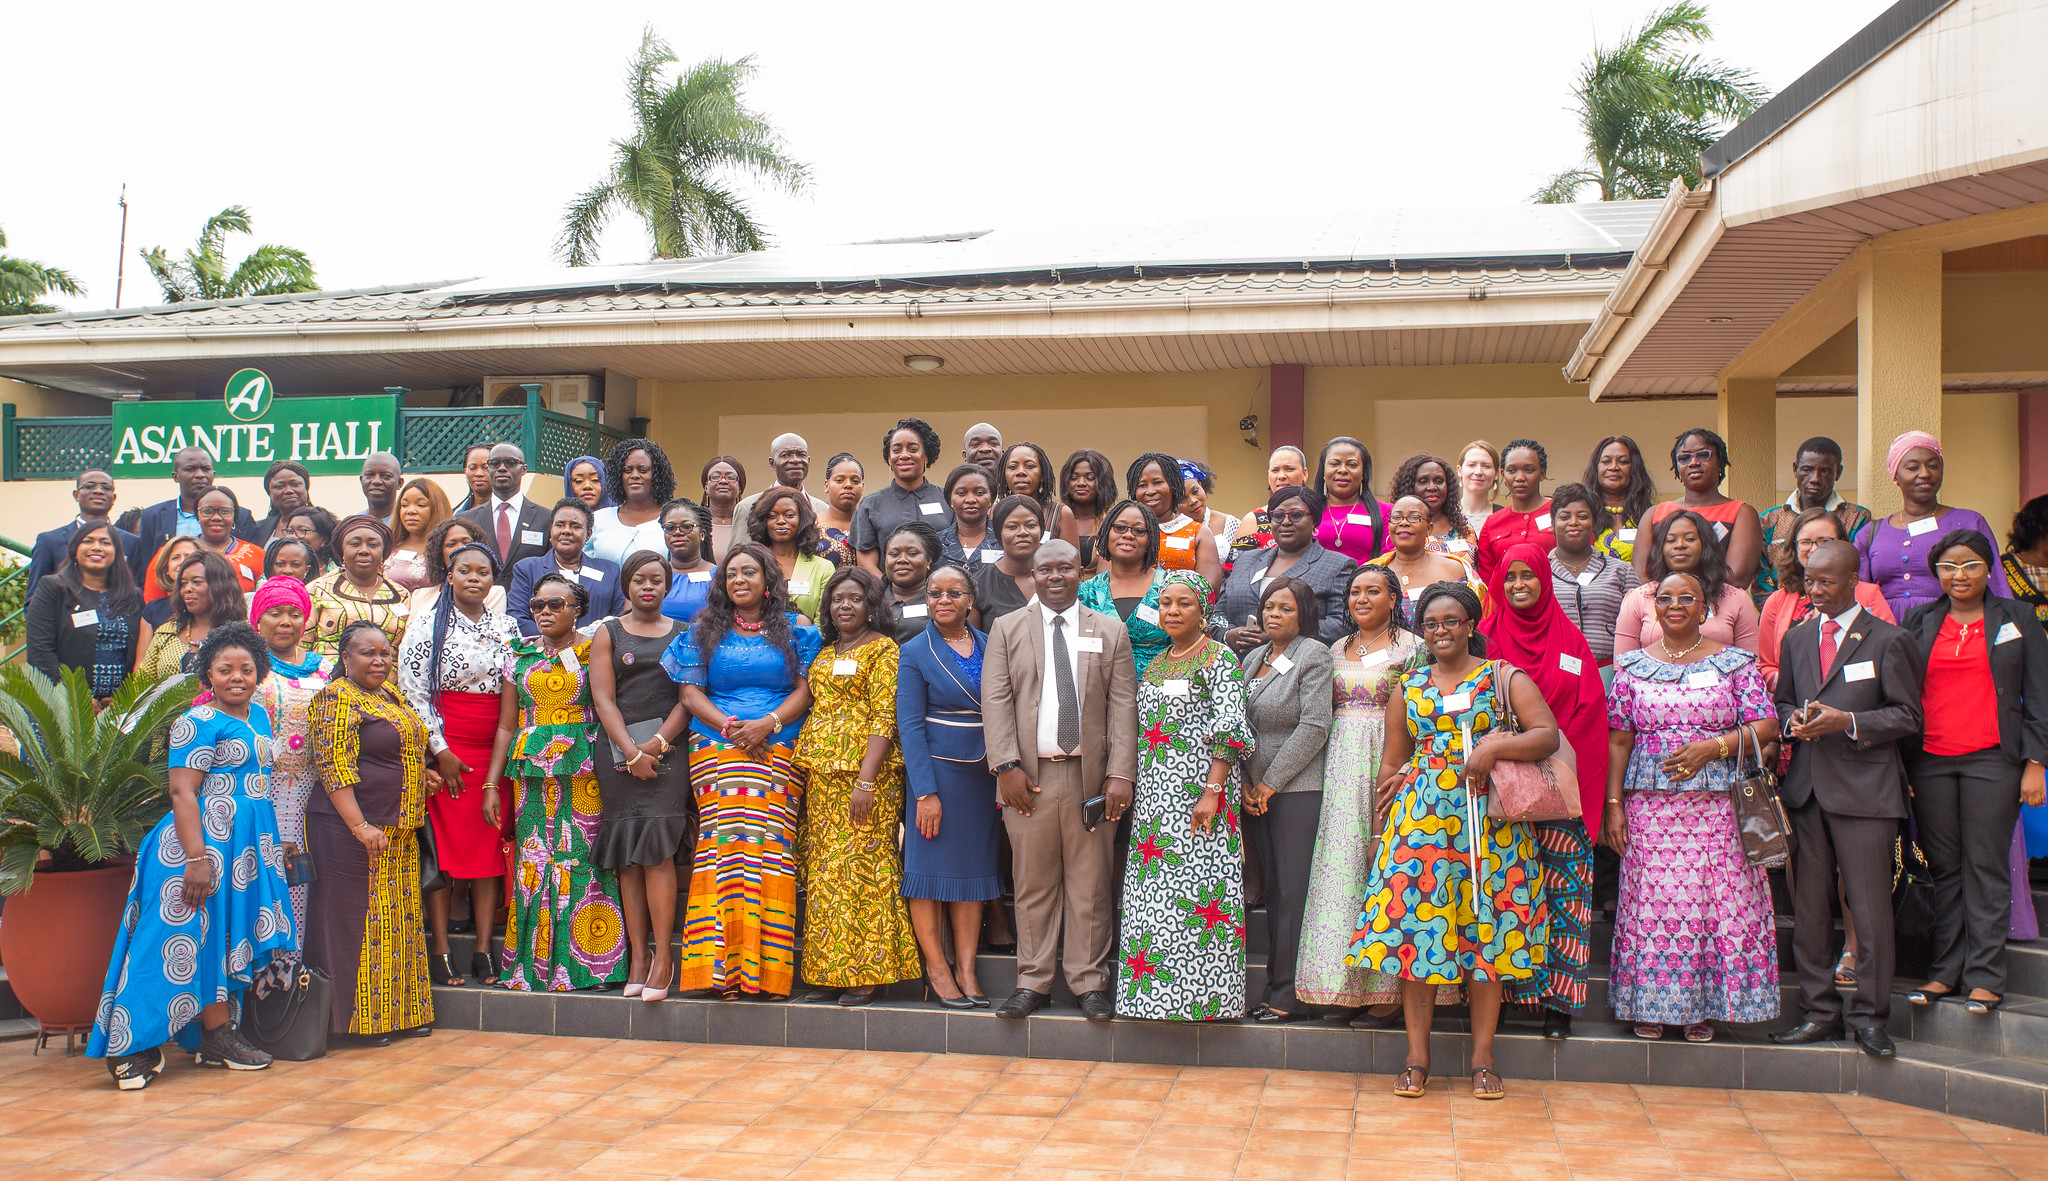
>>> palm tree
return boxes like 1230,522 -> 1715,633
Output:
557,27 -> 810,266
140,205 -> 317,303
1533,3 -> 1768,204
0,226 -> 85,316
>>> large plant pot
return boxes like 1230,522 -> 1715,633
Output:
0,862 -> 133,1030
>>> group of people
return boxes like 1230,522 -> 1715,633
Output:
43,418 -> 2048,1105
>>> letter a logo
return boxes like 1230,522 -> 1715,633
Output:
223,369 -> 274,422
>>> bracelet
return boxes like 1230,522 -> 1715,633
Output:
627,750 -> 650,767
655,734 -> 672,755
1716,735 -> 1731,759
769,711 -> 785,734
854,781 -> 875,792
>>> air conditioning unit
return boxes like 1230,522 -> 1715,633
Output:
483,375 -> 596,414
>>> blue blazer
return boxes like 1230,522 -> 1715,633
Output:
132,498 -> 254,583
896,622 -> 991,798
507,554 -> 625,635
26,520 -> 143,598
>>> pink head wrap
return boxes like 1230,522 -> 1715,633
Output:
1886,431 -> 1942,479
249,575 -> 312,623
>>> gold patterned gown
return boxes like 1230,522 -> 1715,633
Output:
792,636 -> 921,987
500,637 -> 627,992
307,569 -> 411,656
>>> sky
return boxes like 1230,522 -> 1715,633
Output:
2,0 -> 1897,313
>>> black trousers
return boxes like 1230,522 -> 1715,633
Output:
1908,747 -> 2023,994
1246,791 -> 1321,1012
1787,798 -> 1897,1029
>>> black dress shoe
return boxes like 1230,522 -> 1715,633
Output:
1543,1012 -> 1572,1041
966,994 -> 991,1008
1770,1019 -> 1845,1044
996,989 -> 1050,1019
1853,1026 -> 1896,1058
1253,1005 -> 1306,1024
1078,990 -> 1116,1022
799,987 -> 840,1004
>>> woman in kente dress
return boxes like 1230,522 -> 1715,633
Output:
482,572 -> 628,992
793,566 -> 921,1005
664,542 -> 822,998
1348,581 -> 1556,1101
1117,570 -> 1253,1021
249,576 -> 329,958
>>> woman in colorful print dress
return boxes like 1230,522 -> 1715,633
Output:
482,572 -> 628,992
91,623 -> 295,1090
793,566 -> 921,1004
249,576 -> 329,957
1604,571 -> 1782,1042
1128,452 -> 1224,584
664,543 -> 822,998
1116,570 -> 1253,1021
1348,581 -> 1557,1100
307,515 -> 410,656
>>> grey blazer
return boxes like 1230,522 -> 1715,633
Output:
1211,543 -> 1360,645
1240,634 -> 1335,794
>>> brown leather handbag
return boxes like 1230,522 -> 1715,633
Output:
1731,722 -> 1793,869
1472,661 -> 1582,823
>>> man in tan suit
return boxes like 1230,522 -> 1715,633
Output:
983,540 -> 1139,1021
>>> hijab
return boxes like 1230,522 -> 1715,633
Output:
565,455 -> 616,510
1478,541 -> 1608,837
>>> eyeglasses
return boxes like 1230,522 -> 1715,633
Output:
77,481 -> 114,493
927,588 -> 970,601
1419,619 -> 1467,635
1107,523 -> 1148,537
1935,561 -> 1989,575
528,596 -> 573,614
1653,594 -> 1702,608
486,457 -> 524,469
196,507 -> 236,519
1388,512 -> 1429,525
1269,510 -> 1310,525
1674,449 -> 1718,465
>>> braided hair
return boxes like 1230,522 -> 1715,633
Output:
1345,564 -> 1409,637
696,542 -> 799,680
333,619 -> 388,684
427,541 -> 501,713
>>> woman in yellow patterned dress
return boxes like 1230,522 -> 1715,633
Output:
308,515 -> 410,656
793,567 -> 921,1005
481,572 -> 628,992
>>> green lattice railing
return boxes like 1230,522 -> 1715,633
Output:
400,406 -> 529,472
1,406 -> 113,481
537,408 -> 630,475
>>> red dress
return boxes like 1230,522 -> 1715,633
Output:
1475,502 -> 1555,583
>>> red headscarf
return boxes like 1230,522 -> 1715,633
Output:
1478,542 -> 1610,836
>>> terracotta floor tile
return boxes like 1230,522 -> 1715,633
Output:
135,1144 -> 272,1176
220,1153 -> 364,1181
575,1145 -> 705,1176
1077,1075 -> 1174,1100
872,1090 -> 978,1114
334,1161 -> 463,1181
384,1133 -> 522,1165
478,1136 -> 608,1170
1261,1084 -> 1360,1109
1235,1153 -> 1353,1181
1040,1116 -> 1149,1146
1124,1146 -> 1245,1177
0,1137 -> 86,1166
292,1128 -> 422,1158
1160,1099 -> 1254,1127
1149,1121 -> 1252,1150
1775,1156 -> 1905,1180
617,1122 -> 748,1152
720,1126 -> 845,1157
817,1130 -> 940,1161
897,1166 -> 1009,1181
1068,1097 -> 1164,1122
915,1134 -> 1041,1166
787,1162 -> 908,1181
522,1118 -> 649,1145
1250,1105 -> 1354,1132
679,1150 -> 808,1180
967,1094 -> 1072,1118
1009,1169 -> 1122,1181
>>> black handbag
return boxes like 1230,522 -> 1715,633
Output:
418,823 -> 449,895
1894,833 -> 1942,979
1731,724 -> 1793,869
243,963 -> 331,1061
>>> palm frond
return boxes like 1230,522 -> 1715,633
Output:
556,180 -> 623,267
1532,169 -> 1601,204
225,244 -> 318,298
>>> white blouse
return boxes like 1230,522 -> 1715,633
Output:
588,507 -> 667,566
394,606 -> 521,754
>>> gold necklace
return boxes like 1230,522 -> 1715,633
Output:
1165,637 -> 1206,661
1660,635 -> 1704,661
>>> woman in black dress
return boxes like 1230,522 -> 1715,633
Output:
589,549 -> 695,1002
881,521 -> 944,643
971,494 -> 1046,629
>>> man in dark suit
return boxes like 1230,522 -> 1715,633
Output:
1771,539 -> 1924,1058
132,446 -> 254,583
457,443 -> 550,586
26,469 -> 141,596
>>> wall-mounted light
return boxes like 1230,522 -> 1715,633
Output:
1239,413 -> 1259,449
903,354 -> 944,372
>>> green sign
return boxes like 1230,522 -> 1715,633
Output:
111,377 -> 398,477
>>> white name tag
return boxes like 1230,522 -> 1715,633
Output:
1618,528 -> 1637,542
1163,679 -> 1190,697
558,646 -> 581,676
1713,522 -> 1730,541
1358,648 -> 1390,668
918,502 -> 944,516
1534,514 -> 1552,531
901,603 -> 928,618
1844,660 -> 1876,683
1164,537 -> 1191,550
577,567 -> 602,582
521,529 -> 544,545
1685,669 -> 1720,688
1444,539 -> 1472,552
1559,653 -> 1582,675
788,579 -> 812,595
1136,604 -> 1159,625
1406,586 -> 1423,600
1075,636 -> 1104,653
238,564 -> 255,582
1907,517 -> 1940,537
832,659 -> 858,675
1440,692 -> 1473,711
688,570 -> 711,583
70,609 -> 98,628
1040,531 -> 1051,543
1576,571 -> 1594,586
1997,622 -> 2023,646
981,550 -> 1002,563
1271,654 -> 1294,674
391,602 -> 410,617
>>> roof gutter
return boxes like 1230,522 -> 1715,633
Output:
1562,180 -> 1716,387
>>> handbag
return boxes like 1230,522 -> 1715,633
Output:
242,963 -> 331,1061
1893,831 -> 1941,978
609,718 -> 665,769
417,821 -> 449,896
1472,661 -> 1582,823
1731,722 -> 1794,869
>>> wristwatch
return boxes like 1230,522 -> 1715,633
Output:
992,761 -> 1020,775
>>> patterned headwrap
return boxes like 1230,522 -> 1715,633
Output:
248,575 -> 311,624
1177,458 -> 1209,487
1160,568 -> 1214,618
331,513 -> 394,554
1886,430 -> 1942,479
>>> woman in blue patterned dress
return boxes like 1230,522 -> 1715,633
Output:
1116,570 -> 1253,1021
1348,581 -> 1557,1100
90,622 -> 297,1090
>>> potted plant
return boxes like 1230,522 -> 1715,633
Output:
0,665 -> 194,1035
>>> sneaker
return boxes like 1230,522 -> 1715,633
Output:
108,1046 -> 165,1091
194,1022 -> 273,1071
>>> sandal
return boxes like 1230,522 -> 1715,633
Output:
1684,1022 -> 1715,1043
469,952 -> 494,987
1394,1066 -> 1429,1098
1633,1023 -> 1664,1040
432,953 -> 465,987
1834,952 -> 1857,988
1471,1066 -> 1506,1100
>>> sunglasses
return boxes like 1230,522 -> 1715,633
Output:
528,596 -> 574,614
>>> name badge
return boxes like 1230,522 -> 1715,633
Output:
1685,669 -> 1720,688
1163,679 -> 1190,697
832,659 -> 858,675
788,579 -> 812,595
1576,571 -> 1594,586
70,609 -> 98,628
1040,530 -> 1051,543
521,529 -> 544,545
577,567 -> 602,582
1618,528 -> 1637,542
688,570 -> 711,582
981,549 -> 1002,563
1164,536 -> 1191,550
1075,636 -> 1104,653
558,646 -> 581,676
1444,538 -> 1472,552
1907,516 -> 1940,537
901,602 -> 928,618
391,602 -> 410,617
1712,522 -> 1729,540
1270,654 -> 1295,675
918,502 -> 944,516
1559,653 -> 1582,675
1440,692 -> 1473,711
238,564 -> 255,582
1844,660 -> 1877,683
1136,604 -> 1160,625
1997,621 -> 2023,646
1534,514 -> 1552,531
1358,648 -> 1390,668
1406,586 -> 1423,600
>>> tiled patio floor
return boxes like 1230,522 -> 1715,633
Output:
0,1029 -> 2043,1180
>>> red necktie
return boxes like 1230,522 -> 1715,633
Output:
1820,618 -> 1840,676
496,503 -> 513,564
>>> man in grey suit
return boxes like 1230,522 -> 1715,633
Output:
982,540 -> 1139,1022
1771,540 -> 1924,1058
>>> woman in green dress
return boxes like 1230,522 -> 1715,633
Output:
482,572 -> 628,992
